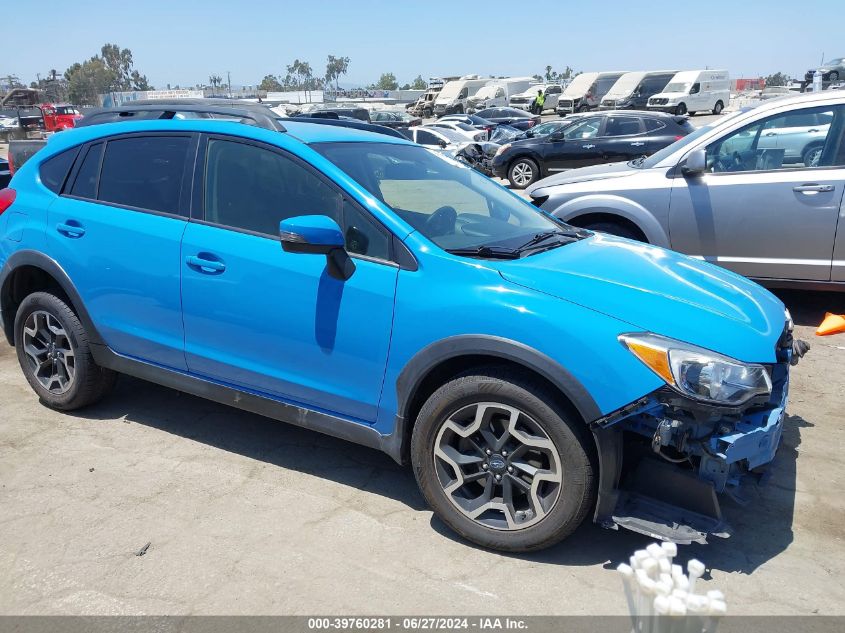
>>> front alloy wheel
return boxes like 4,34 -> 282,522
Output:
434,402 -> 562,530
411,368 -> 596,552
508,158 -> 538,188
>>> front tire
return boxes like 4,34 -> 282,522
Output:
802,142 -> 823,167
14,292 -> 116,411
507,157 -> 540,189
675,103 -> 687,116
829,71 -> 839,82
411,368 -> 596,552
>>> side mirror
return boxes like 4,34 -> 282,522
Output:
280,215 -> 355,281
550,131 -> 566,141
439,140 -> 448,148
682,148 -> 707,176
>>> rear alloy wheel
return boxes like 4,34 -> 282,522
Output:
712,100 -> 724,115
508,158 -> 539,189
675,103 -> 687,116
15,292 -> 116,411
411,369 -> 596,552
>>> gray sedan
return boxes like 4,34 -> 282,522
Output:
527,91 -> 845,290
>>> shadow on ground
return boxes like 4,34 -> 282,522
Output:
774,289 -> 845,327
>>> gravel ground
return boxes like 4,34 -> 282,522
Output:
0,288 -> 843,615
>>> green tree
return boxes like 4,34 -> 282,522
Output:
208,74 -> 223,92
324,55 -> 350,91
258,74 -> 283,91
764,72 -> 791,87
64,44 -> 152,105
410,75 -> 427,90
375,72 -> 398,91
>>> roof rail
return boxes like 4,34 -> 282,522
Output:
77,102 -> 287,132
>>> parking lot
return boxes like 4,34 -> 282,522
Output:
3,100 -> 845,618
1,264 -> 844,617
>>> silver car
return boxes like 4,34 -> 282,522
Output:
527,91 -> 845,290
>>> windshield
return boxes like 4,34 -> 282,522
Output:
314,142 -> 568,252
605,73 -> 644,98
55,106 -> 80,115
473,86 -> 497,100
823,59 -> 843,66
489,125 -> 521,143
663,82 -> 690,93
437,82 -> 462,100
562,73 -> 596,97
522,120 -> 572,137
637,124 -> 711,168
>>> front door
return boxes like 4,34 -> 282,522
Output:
668,103 -> 845,281
548,116 -> 604,170
180,136 -> 398,422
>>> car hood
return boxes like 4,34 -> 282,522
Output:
495,233 -> 786,363
527,161 -> 638,191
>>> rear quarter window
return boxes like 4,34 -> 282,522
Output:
39,147 -> 80,193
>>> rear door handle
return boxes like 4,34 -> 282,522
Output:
582,144 -> 595,149
630,142 -> 645,147
793,184 -> 834,194
56,222 -> 85,238
185,254 -> 226,273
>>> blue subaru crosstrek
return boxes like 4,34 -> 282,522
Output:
0,109 -> 800,551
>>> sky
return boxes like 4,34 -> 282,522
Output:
4,0 -> 842,89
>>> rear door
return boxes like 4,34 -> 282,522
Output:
46,133 -> 194,369
596,115 -> 647,163
669,103 -> 845,282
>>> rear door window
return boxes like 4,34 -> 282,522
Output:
69,142 -> 103,199
97,136 -> 190,214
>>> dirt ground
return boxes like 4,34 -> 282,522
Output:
0,289 -> 844,616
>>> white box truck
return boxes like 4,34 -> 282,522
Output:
647,69 -> 730,116
555,71 -> 627,115
433,76 -> 491,117
467,77 -> 534,112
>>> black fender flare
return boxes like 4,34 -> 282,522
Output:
395,334 -> 601,426
0,249 -> 104,347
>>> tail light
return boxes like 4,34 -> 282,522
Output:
7,153 -> 15,175
0,188 -> 16,215
527,120 -> 536,128
675,135 -> 684,141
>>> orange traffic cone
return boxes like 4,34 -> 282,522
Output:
816,313 -> 845,336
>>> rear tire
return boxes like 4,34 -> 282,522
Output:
712,100 -> 724,115
14,291 -> 116,411
507,157 -> 540,189
581,220 -> 644,242
802,142 -> 823,167
410,367 -> 596,552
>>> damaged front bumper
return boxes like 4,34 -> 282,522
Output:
591,344 -> 795,545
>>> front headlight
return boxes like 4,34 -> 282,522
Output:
495,143 -> 511,157
619,333 -> 771,405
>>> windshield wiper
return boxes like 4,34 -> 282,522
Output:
445,245 -> 521,260
514,230 -> 580,253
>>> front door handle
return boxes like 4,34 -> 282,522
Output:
793,184 -> 834,194
765,132 -> 777,137
630,142 -> 645,147
56,222 -> 85,238
186,254 -> 226,274
582,144 -> 596,149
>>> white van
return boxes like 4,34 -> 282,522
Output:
433,76 -> 491,117
508,84 -> 564,112
647,70 -> 730,116
556,71 -> 627,115
599,70 -> 678,110
467,77 -> 534,112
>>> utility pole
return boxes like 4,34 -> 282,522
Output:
227,71 -> 232,98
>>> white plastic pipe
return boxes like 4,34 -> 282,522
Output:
617,563 -> 639,632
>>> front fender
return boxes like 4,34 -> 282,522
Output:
553,193 -> 670,248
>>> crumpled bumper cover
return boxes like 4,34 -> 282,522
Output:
591,357 -> 792,544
